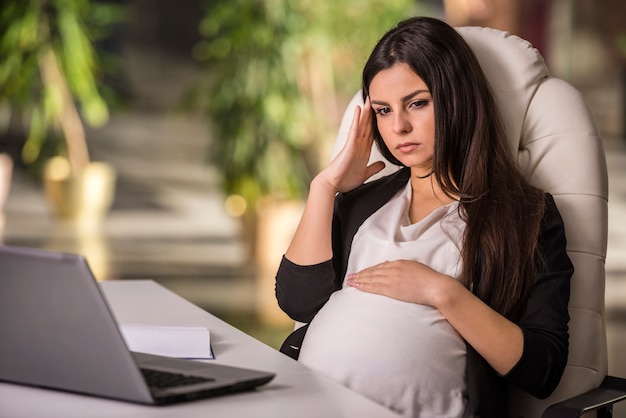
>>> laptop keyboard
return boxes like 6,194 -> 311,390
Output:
141,368 -> 215,389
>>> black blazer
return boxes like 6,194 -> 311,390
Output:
275,168 -> 573,417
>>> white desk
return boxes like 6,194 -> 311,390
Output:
0,280 -> 400,418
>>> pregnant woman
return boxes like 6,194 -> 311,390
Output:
275,16 -> 573,418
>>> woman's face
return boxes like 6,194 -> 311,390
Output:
368,63 -> 435,176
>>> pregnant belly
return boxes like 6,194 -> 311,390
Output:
298,287 -> 467,417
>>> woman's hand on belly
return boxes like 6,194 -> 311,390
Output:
345,259 -> 452,307
346,259 -> 525,375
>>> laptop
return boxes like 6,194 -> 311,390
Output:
0,245 -> 275,405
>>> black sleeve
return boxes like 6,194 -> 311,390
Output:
275,256 -> 337,323
504,194 -> 573,398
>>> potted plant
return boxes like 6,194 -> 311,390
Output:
0,0 -> 123,226
192,0 -> 422,229
191,0 -> 422,323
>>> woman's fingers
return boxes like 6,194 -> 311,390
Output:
346,97 -> 373,151
320,96 -> 382,192
346,266 -> 392,295
347,261 -> 392,283
366,160 -> 386,179
358,96 -> 373,139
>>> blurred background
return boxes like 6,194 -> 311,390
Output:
1,0 -> 625,413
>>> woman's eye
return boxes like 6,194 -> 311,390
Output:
375,107 -> 391,116
410,100 -> 429,109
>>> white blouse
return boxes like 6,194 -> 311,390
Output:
298,182 -> 469,418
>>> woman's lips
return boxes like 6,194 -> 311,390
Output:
396,142 -> 419,153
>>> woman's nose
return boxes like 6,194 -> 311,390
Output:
392,111 -> 412,135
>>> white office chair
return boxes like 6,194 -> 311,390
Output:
329,26 -> 626,418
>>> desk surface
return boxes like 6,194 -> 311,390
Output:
0,280 -> 400,418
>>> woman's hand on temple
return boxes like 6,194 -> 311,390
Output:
285,97 -> 384,265
316,97 -> 386,194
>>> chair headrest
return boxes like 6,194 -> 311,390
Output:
455,26 -> 550,154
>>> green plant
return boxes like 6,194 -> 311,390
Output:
0,0 -> 124,174
192,0 -> 426,214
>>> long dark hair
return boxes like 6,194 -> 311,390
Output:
362,16 -> 546,320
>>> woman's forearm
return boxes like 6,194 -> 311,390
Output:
285,176 -> 338,265
435,278 -> 524,376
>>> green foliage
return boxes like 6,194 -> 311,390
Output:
0,0 -> 125,165
618,32 -> 626,57
193,0 -> 424,211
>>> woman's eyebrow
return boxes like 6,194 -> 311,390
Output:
401,89 -> 430,102
370,89 -> 431,106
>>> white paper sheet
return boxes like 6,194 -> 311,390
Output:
119,324 -> 214,359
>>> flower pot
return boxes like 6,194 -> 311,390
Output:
43,156 -> 116,227
254,198 -> 304,325
0,153 -> 13,234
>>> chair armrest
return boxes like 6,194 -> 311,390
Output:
542,376 -> 626,418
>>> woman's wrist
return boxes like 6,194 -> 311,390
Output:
431,274 -> 467,312
311,173 -> 340,197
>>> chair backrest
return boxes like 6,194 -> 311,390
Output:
331,26 -> 609,418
